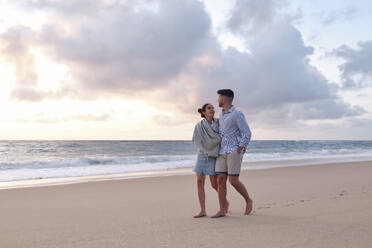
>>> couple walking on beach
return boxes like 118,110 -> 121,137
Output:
192,89 -> 253,218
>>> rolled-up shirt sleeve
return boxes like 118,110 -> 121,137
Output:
236,111 -> 251,147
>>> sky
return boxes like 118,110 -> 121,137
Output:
0,0 -> 371,140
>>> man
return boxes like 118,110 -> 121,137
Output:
212,89 -> 253,218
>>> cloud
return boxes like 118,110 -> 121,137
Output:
0,25 -> 75,101
299,116 -> 372,140
211,0 -> 364,122
333,41 -> 372,89
158,5 -> 363,123
11,112 -> 111,123
2,0 -> 211,99
0,25 -> 40,100
0,0 -> 366,128
289,99 -> 365,120
152,115 -> 186,126
14,0 -> 110,14
228,0 -> 286,34
37,0 -> 210,94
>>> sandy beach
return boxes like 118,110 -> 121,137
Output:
1,161 -> 372,248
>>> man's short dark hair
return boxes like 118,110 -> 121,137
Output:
217,89 -> 234,99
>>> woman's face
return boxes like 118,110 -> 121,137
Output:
203,104 -> 215,118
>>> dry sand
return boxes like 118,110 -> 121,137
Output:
1,161 -> 372,248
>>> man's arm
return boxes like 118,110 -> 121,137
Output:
235,111 -> 251,153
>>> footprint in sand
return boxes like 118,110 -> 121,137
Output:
256,202 -> 278,210
257,206 -> 270,210
258,200 -> 312,209
339,190 -> 347,196
331,190 -> 348,199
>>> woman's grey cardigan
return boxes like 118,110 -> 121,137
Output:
192,118 -> 221,157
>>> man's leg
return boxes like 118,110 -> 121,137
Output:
209,175 -> 218,191
228,176 -> 253,215
211,173 -> 228,218
210,175 -> 230,212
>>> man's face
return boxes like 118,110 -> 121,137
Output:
218,94 -> 224,107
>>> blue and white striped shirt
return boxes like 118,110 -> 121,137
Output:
218,106 -> 252,155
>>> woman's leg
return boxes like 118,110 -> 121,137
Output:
194,173 -> 206,218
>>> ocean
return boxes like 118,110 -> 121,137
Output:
1,140 -> 372,187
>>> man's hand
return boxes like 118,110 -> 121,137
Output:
237,146 -> 246,154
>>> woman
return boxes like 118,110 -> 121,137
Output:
192,103 -> 228,218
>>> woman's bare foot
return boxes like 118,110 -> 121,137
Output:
211,211 -> 226,218
193,212 -> 207,218
244,199 -> 253,215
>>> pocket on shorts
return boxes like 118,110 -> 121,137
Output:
234,150 -> 244,159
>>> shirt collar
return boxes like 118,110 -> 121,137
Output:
222,105 -> 235,115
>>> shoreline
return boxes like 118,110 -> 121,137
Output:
1,158 -> 372,190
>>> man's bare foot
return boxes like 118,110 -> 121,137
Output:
211,211 -> 226,218
244,199 -> 253,215
193,212 -> 207,218
224,200 -> 230,214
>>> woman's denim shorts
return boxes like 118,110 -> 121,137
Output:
193,151 -> 216,176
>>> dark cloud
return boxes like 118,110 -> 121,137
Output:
219,0 -> 363,121
161,16 -> 363,122
36,0 -> 210,94
333,41 -> 372,89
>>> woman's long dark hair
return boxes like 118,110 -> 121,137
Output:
197,103 -> 210,118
